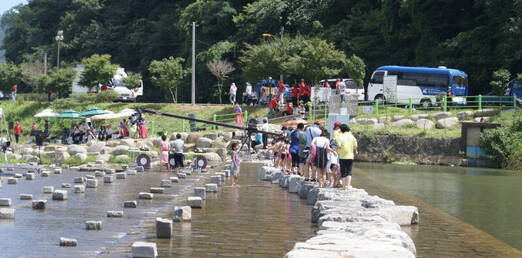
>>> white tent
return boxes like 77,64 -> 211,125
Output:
91,108 -> 136,120
34,109 -> 58,118
118,108 -> 136,117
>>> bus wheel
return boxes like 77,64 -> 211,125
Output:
374,95 -> 385,103
420,99 -> 431,109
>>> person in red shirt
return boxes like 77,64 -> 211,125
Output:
282,103 -> 293,116
291,85 -> 299,106
334,78 -> 341,94
324,80 -> 330,88
13,121 -> 22,144
299,78 -> 306,88
278,81 -> 286,105
268,97 -> 279,118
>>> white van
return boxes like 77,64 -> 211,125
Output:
316,78 -> 365,101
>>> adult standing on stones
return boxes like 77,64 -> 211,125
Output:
311,129 -> 332,188
229,82 -> 237,105
290,123 -> 304,174
13,121 -> 22,144
171,133 -> 185,172
261,118 -> 270,149
119,119 -> 129,138
336,124 -> 358,190
304,121 -> 322,181
159,135 -> 170,171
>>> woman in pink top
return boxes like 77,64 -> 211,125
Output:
159,135 -> 170,171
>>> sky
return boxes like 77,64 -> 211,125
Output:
0,0 -> 27,15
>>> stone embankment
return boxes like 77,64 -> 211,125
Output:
257,165 -> 419,258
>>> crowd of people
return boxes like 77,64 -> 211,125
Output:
266,120 -> 357,190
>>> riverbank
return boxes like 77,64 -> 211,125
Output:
256,163 -> 419,257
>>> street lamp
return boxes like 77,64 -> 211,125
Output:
55,30 -> 64,68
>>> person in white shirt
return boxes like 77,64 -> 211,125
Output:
229,82 -> 237,105
310,129 -> 333,187
326,142 -> 339,187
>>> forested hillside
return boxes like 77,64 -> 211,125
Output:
1,0 -> 521,102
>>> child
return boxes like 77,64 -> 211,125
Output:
230,142 -> 241,186
326,142 -> 339,187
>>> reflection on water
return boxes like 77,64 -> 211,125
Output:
353,163 -> 522,257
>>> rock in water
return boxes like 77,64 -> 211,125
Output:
173,206 -> 191,222
132,242 -> 158,258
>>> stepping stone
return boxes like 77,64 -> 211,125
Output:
116,173 -> 127,179
86,175 -> 95,179
41,171 -> 50,177
32,200 -> 47,209
150,187 -> 165,194
170,177 -> 179,183
0,208 -> 15,219
7,178 -> 18,184
86,179 -> 98,188
205,184 -> 218,192
20,194 -> 33,200
85,221 -> 102,230
135,166 -> 145,172
59,237 -> 77,247
215,172 -> 226,182
107,211 -> 124,217
126,170 -> 137,175
62,183 -> 72,188
43,186 -> 54,194
160,180 -> 171,188
177,173 -> 186,179
210,176 -> 221,186
52,190 -> 68,200
155,218 -> 172,238
74,185 -> 85,193
25,173 -> 36,180
173,206 -> 192,222
53,168 -> 62,174
187,196 -> 202,208
124,201 -> 138,208
138,192 -> 153,200
0,198 -> 12,207
132,241 -> 157,258
104,175 -> 115,183
73,177 -> 85,184
94,171 -> 106,177
14,173 -> 23,178
194,187 -> 206,200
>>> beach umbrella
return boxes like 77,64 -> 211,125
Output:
281,119 -> 309,127
82,106 -> 110,117
91,111 -> 119,120
34,108 -> 58,118
117,108 -> 137,117
56,109 -> 83,119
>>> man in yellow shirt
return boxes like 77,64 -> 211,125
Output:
336,124 -> 357,190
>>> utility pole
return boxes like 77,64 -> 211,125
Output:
280,26 -> 284,82
191,22 -> 196,105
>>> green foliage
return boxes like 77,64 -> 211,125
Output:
344,55 -> 366,86
490,69 -> 511,95
198,41 -> 236,63
178,0 -> 236,41
480,111 -> 522,170
64,156 -> 83,166
148,57 -> 188,103
109,155 -> 132,164
0,62 -> 22,92
79,54 -> 118,91
123,72 -> 142,90
207,59 -> 235,104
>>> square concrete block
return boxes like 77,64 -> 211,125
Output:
215,172 -> 226,182
59,237 -> 77,247
194,187 -> 206,200
135,166 -> 145,172
43,186 -> 54,194
150,187 -> 165,194
86,175 -> 95,179
85,221 -> 102,230
94,171 -> 106,177
25,173 -> 36,180
223,170 -> 231,177
210,176 -> 221,186
126,169 -> 137,175
52,190 -> 68,200
124,201 -> 138,208
32,200 -> 47,209
187,196 -> 202,208
160,180 -> 171,188
74,185 -> 85,193
170,177 -> 179,183
107,211 -> 124,217
0,198 -> 12,207
20,194 -> 33,200
105,168 -> 115,174
0,208 -> 15,219
121,165 -> 129,170
132,241 -> 157,258
116,173 -> 127,179
139,192 -> 154,200
86,179 -> 98,188
155,217 -> 173,238
205,184 -> 218,192
14,173 -> 23,178
62,183 -> 72,188
73,177 -> 86,184
7,178 -> 18,184
104,175 -> 115,183
41,171 -> 50,177
173,206 -> 191,222
177,173 -> 186,179
53,168 -> 62,174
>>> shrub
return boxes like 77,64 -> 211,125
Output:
109,155 -> 132,164
480,113 -> 522,170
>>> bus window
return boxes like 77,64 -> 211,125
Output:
511,79 -> 522,89
370,72 -> 384,84
345,80 -> 361,89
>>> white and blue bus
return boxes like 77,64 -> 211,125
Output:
366,65 -> 468,106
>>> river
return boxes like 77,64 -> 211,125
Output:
353,163 -> 522,257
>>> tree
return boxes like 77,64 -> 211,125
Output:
490,69 -> 511,95
207,59 -> 235,104
123,72 -> 142,90
79,54 -> 118,91
0,62 -> 22,92
35,67 -> 77,100
148,57 -> 188,103
343,55 -> 366,86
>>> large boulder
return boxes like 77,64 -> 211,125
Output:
137,141 -> 153,151
391,115 -> 405,122
474,108 -> 500,117
55,151 -> 70,163
100,147 -> 113,154
44,145 -> 57,152
377,117 -> 390,123
106,140 -> 120,147
210,137 -> 227,148
430,112 -> 452,119
186,133 -> 202,144
74,153 -> 87,162
415,119 -> 434,130
22,154 -> 38,162
96,154 -> 111,162
67,145 -> 87,155
391,119 -> 414,127
216,148 -> 228,160
474,117 -> 491,122
119,139 -> 136,147
410,114 -> 429,121
196,137 -> 213,148
20,147 -> 34,155
218,132 -> 233,141
198,152 -> 222,162
111,145 -> 130,155
436,117 -> 459,129
356,118 -> 378,125
203,133 -> 219,140
87,142 -> 106,153
373,123 -> 385,129
6,153 -> 22,160
457,111 -> 474,120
